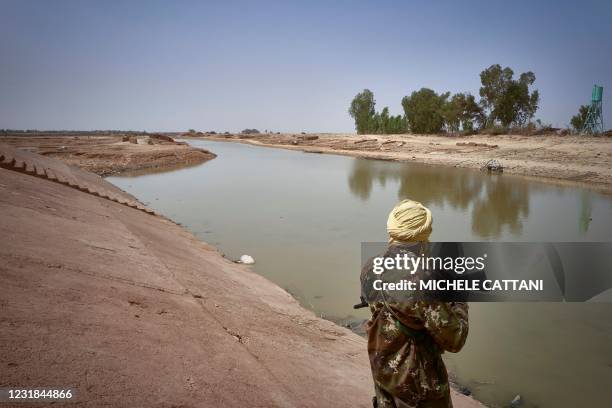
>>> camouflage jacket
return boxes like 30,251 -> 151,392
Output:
361,244 -> 469,406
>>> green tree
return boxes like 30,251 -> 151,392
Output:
401,88 -> 449,134
479,64 -> 539,128
444,93 -> 484,132
479,64 -> 513,126
388,114 -> 407,134
516,72 -> 539,126
441,94 -> 464,133
570,105 -> 590,132
370,111 -> 381,134
379,107 -> 390,134
349,89 -> 376,134
463,94 -> 485,131
374,107 -> 406,134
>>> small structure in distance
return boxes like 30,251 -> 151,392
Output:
581,85 -> 604,135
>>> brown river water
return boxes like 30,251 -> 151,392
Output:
109,139 -> 612,408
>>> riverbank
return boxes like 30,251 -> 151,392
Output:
0,145 -> 484,407
190,133 -> 612,193
0,132 -> 216,176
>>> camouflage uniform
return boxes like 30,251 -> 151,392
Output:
361,244 -> 469,408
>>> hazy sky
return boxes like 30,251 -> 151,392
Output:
1,0 -> 611,132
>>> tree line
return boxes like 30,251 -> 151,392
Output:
349,64 -> 540,134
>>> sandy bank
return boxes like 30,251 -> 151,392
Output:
0,146 -> 484,407
0,132 -> 216,176
192,133 -> 612,193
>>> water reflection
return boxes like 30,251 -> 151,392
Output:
471,178 -> 529,237
348,159 -> 530,239
579,192 -> 592,233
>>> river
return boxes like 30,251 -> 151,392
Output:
108,139 -> 612,407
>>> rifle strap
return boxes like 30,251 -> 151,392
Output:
393,316 -> 439,354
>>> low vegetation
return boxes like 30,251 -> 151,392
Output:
241,128 -> 261,135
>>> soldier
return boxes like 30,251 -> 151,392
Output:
361,199 -> 469,408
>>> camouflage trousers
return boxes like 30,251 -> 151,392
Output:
374,384 -> 452,408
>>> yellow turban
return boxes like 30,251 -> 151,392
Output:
387,199 -> 432,243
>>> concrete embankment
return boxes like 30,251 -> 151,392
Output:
0,145 -> 484,407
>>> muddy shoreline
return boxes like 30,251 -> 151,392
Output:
188,133 -> 612,194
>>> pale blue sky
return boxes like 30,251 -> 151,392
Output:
1,0 -> 610,132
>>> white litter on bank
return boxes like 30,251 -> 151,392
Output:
237,254 -> 255,265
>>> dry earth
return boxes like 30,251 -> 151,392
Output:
0,133 -> 216,176
0,145 -> 484,407
193,133 -> 612,193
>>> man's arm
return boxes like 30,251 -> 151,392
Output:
418,301 -> 469,352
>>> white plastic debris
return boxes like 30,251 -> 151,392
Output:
510,395 -> 523,408
238,254 -> 255,265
